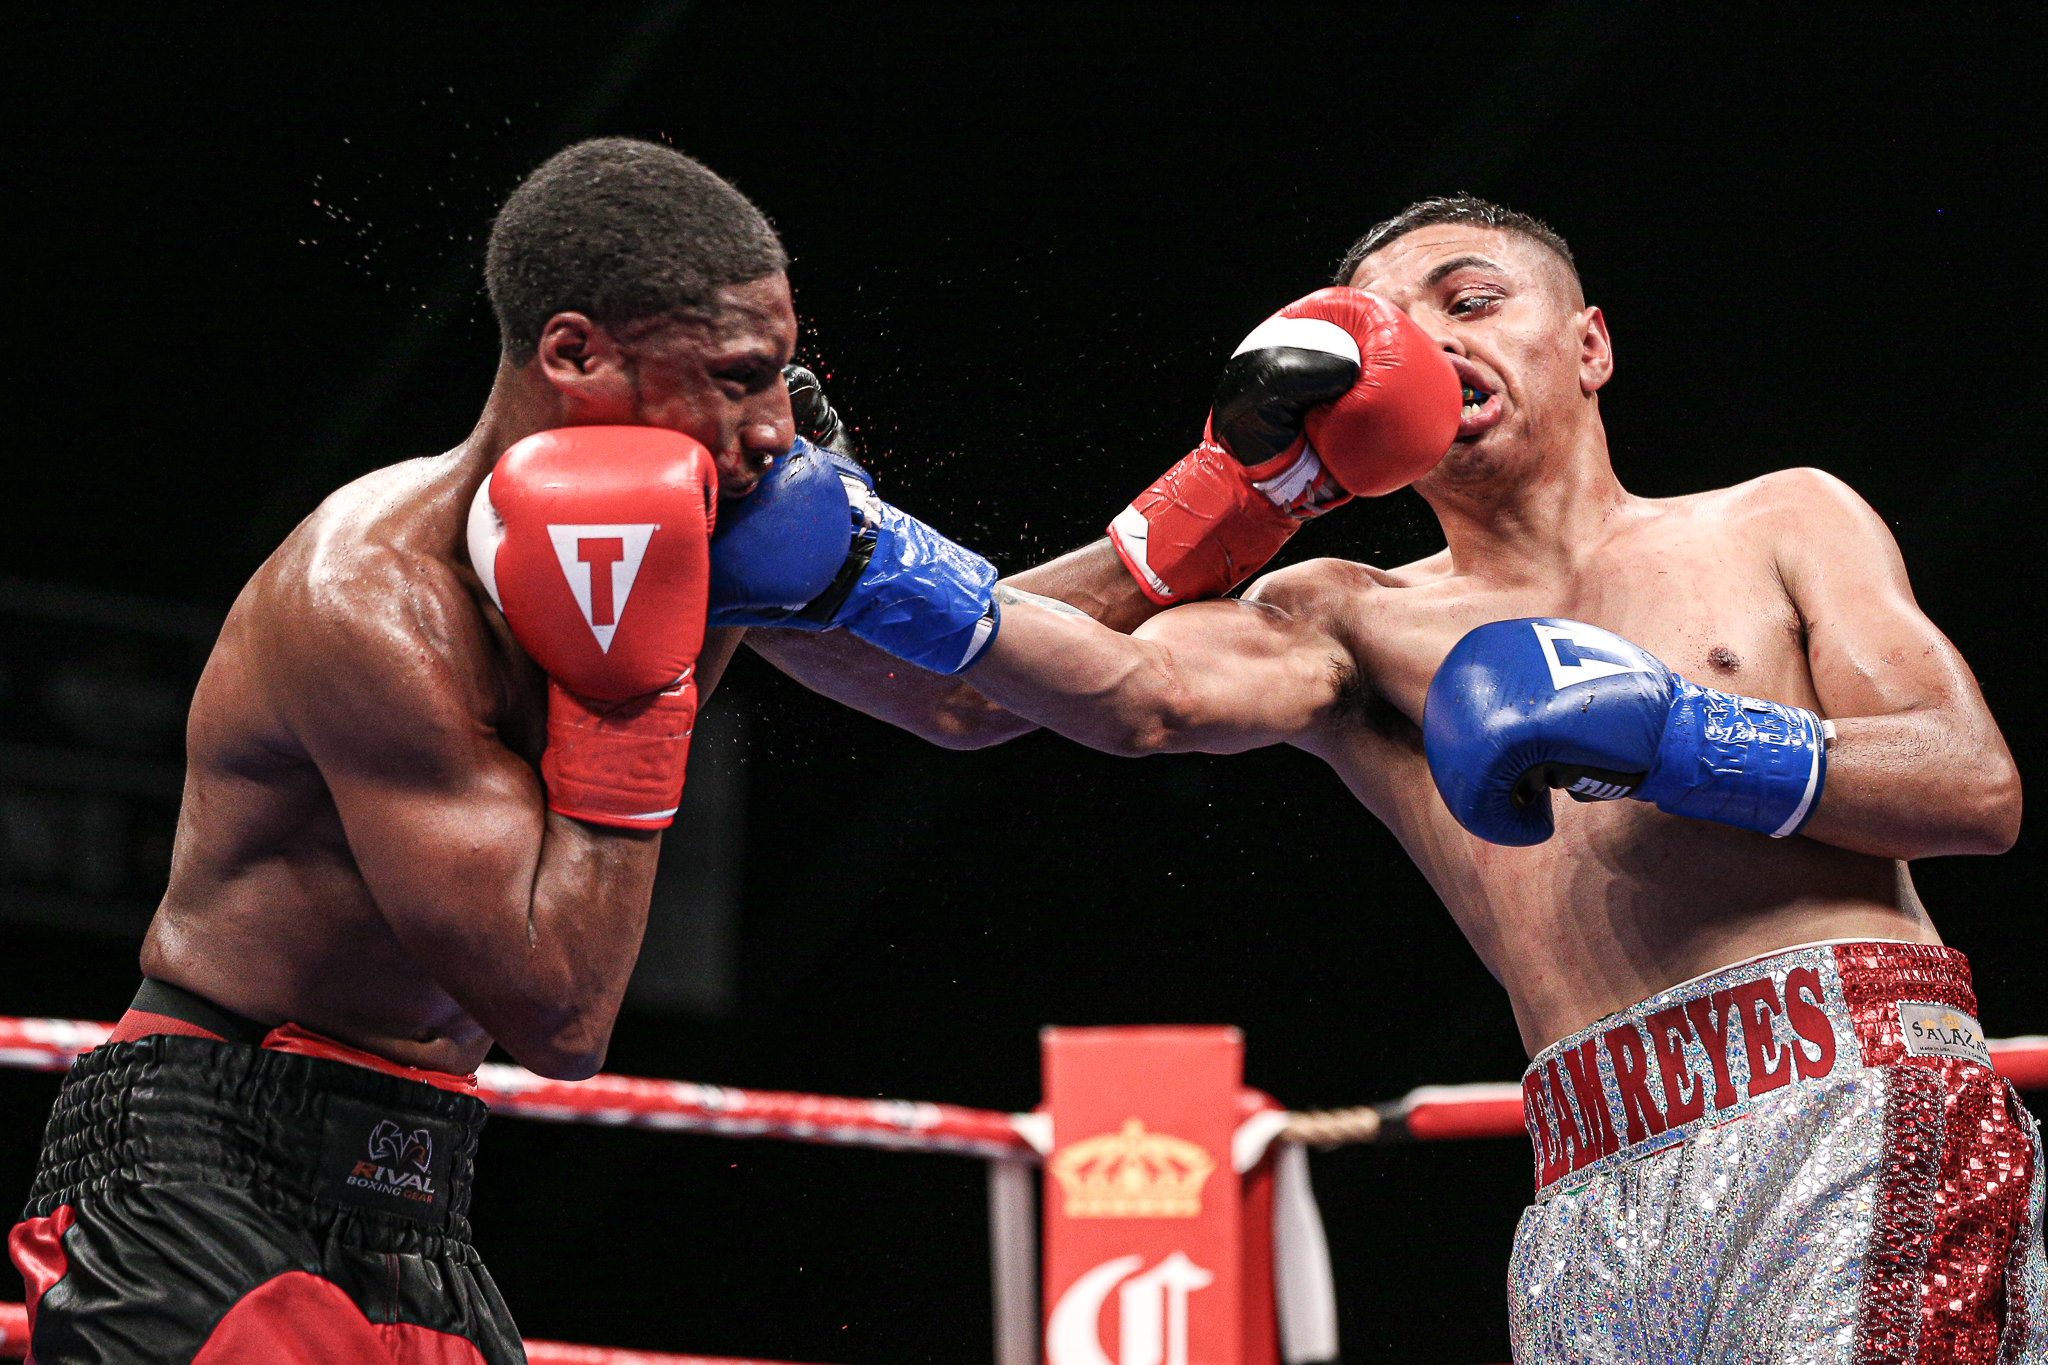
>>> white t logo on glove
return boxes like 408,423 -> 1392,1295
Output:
1531,622 -> 1651,692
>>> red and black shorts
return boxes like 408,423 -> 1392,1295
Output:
8,981 -> 523,1363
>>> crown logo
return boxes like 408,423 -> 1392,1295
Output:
1048,1119 -> 1217,1218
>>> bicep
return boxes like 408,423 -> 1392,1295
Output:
287,630 -> 548,963
319,738 -> 545,942
1775,472 -> 1985,719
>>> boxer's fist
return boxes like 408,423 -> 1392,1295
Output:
468,426 -> 718,829
1423,618 -> 1827,847
708,438 -> 998,675
1108,288 -> 1460,605
784,364 -> 854,455
705,437 -> 860,621
1258,288 -> 1462,498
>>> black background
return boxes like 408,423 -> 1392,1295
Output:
6,3 -> 2045,1361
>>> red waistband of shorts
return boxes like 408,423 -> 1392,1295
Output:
108,1009 -> 479,1096
260,1022 -> 480,1095
1522,939 -> 1985,1196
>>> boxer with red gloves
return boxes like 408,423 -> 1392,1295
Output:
10,139 -> 804,1365
12,129 -> 1435,1365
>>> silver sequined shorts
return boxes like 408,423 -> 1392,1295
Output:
1510,940 -> 2046,1364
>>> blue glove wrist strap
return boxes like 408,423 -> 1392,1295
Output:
835,498 -> 1000,675
1637,677 -> 1827,837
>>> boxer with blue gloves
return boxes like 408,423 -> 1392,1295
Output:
1424,618 -> 1828,847
911,197 -> 2035,1360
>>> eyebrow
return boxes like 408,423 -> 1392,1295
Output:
1423,255 -> 1508,287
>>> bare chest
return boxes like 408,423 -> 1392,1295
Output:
1347,532 -> 1812,733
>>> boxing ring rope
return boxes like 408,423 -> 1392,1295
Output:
3,1014 -> 2045,1363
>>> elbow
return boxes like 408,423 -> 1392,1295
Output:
1906,757 -> 2022,858
498,1005 -> 613,1081
1962,759 -> 2022,855
1103,726 -> 1176,759
1094,697 -> 1193,759
913,686 -> 1036,751
922,706 -> 1035,751
510,1037 -> 607,1081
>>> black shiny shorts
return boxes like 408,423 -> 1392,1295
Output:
10,1031 -> 523,1364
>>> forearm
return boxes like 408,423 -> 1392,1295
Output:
438,813 -> 662,1079
968,596 -> 1187,756
747,626 -> 1035,749
1798,709 -> 2020,859
1005,537 -> 1168,634
742,539 -> 1162,750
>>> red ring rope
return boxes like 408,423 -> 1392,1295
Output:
2,1016 -> 2042,1152
2,1014 -> 2042,1362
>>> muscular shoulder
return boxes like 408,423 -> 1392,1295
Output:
1238,559 -> 1422,744
1656,468 -> 1897,586
1681,467 -> 1886,540
1240,556 -> 1387,619
254,466 -> 503,764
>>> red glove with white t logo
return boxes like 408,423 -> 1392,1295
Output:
467,426 -> 717,829
1108,288 -> 1461,605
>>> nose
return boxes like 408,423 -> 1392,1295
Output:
1418,315 -> 1468,358
1388,298 -> 1465,358
740,410 -> 794,466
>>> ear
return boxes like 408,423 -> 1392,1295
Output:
1578,306 -> 1614,394
535,312 -> 638,422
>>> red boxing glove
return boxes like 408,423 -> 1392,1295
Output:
1109,288 -> 1461,605
467,426 -> 718,830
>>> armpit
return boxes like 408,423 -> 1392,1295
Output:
1328,658 -> 1421,749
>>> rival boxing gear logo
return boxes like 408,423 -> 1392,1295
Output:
366,1118 -> 435,1173
545,523 -> 659,653
345,1118 -> 439,1207
319,1098 -> 458,1225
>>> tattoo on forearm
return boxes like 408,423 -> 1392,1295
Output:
994,585 -> 1090,620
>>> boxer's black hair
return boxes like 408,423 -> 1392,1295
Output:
486,137 -> 787,362
1333,195 -> 1577,290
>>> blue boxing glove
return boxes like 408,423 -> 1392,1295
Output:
708,437 -> 1000,674
1423,618 -> 1828,847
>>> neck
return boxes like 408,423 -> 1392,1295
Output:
1422,413 -> 1634,578
448,359 -> 564,492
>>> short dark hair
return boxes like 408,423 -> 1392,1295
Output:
1333,194 -> 1577,290
485,137 -> 788,361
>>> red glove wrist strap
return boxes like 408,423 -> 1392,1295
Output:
1108,442 -> 1304,605
541,679 -> 697,831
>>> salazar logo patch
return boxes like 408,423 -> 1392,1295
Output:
1898,1001 -> 1992,1067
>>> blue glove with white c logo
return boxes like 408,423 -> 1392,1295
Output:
1422,618 -> 1828,846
